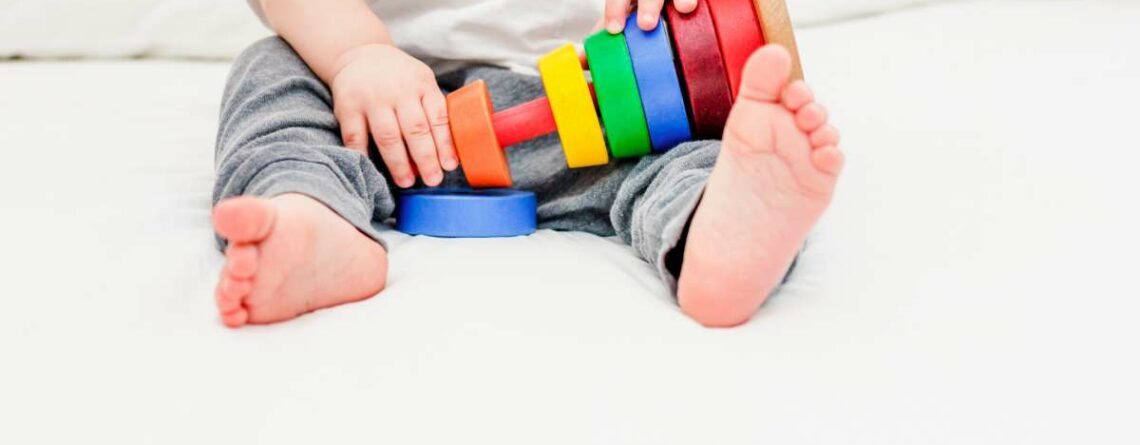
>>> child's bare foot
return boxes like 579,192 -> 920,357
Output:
678,45 -> 843,327
212,194 -> 388,328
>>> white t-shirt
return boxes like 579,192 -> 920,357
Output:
248,0 -> 603,74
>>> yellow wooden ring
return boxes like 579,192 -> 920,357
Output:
538,44 -> 609,169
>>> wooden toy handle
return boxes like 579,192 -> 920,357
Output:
490,83 -> 600,149
491,97 -> 558,148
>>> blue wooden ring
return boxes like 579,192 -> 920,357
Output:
396,189 -> 537,238
623,15 -> 692,152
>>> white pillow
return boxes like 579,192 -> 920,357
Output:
0,0 -> 269,59
0,0 -> 956,60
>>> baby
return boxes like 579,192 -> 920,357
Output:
212,0 -> 842,328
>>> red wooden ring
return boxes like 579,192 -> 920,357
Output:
446,80 -> 512,188
666,0 -> 734,140
708,0 -> 765,97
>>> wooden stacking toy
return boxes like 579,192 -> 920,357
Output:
396,0 -> 802,237
445,0 -> 802,189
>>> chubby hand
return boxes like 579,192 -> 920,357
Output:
330,43 -> 457,188
602,0 -> 698,33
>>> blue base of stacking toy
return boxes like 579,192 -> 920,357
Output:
396,188 -> 537,238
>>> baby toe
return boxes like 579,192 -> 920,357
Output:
810,125 -> 840,148
224,244 -> 258,279
736,45 -> 794,103
221,308 -> 249,328
212,197 -> 276,244
782,81 -> 814,111
796,103 -> 828,133
811,145 -> 845,176
216,276 -> 252,312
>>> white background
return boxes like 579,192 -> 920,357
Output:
1,1 -> 1138,444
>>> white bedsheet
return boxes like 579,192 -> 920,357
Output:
1,1 -> 1138,443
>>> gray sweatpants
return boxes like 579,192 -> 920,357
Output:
214,37 -> 725,291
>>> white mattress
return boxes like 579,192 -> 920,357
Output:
1,1 -> 1138,443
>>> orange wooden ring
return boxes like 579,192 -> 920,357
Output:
446,80 -> 512,188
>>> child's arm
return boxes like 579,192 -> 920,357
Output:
602,0 -> 697,33
257,0 -> 457,188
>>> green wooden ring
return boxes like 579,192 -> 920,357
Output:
584,30 -> 652,159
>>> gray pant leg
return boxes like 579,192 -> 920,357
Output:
213,37 -> 395,248
448,67 -> 724,291
556,141 -> 798,294
531,138 -> 720,293
611,142 -> 721,291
